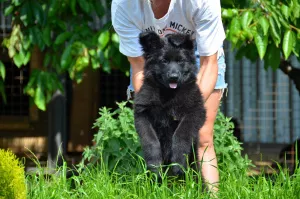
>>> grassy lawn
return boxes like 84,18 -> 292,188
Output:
26,159 -> 300,199
25,107 -> 300,198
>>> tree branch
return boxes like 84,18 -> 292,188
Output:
279,59 -> 300,95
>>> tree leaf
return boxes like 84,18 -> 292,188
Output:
270,11 -> 281,29
91,56 -> 100,69
23,51 -> 31,65
292,46 -> 299,57
98,31 -> 110,50
0,61 -> 5,80
29,27 -> 45,50
280,4 -> 289,20
32,1 -> 44,25
94,1 -> 105,18
4,5 -> 14,16
265,43 -> 281,70
228,17 -> 241,45
282,30 -> 296,60
13,52 -> 24,68
0,80 -> 7,104
24,69 -> 39,97
42,26 -> 51,47
54,32 -> 72,46
237,43 -> 258,62
269,17 -> 281,47
292,39 -> 300,57
254,29 -> 268,60
78,0 -> 90,14
291,2 -> 300,19
278,16 -> 291,29
61,45 -> 72,69
12,0 -> 21,6
22,36 -> 31,50
112,33 -> 120,44
34,84 -> 46,111
241,11 -> 253,30
258,16 -> 269,36
20,2 -> 33,27
70,0 -> 77,15
43,52 -> 51,67
48,0 -> 59,17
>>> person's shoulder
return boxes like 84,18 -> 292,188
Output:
112,0 -> 143,9
180,0 -> 204,14
112,0 -> 144,16
186,0 -> 220,15
187,0 -> 218,9
188,0 -> 203,7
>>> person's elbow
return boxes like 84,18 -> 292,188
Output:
128,56 -> 144,72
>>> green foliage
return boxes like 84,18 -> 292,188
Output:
0,61 -> 6,104
0,149 -> 26,199
79,101 -> 252,176
222,0 -> 300,69
78,101 -> 143,173
214,111 -> 253,177
0,0 -> 128,110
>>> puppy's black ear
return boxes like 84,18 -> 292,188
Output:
139,31 -> 163,53
167,34 -> 194,50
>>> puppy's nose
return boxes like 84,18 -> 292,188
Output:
168,73 -> 179,82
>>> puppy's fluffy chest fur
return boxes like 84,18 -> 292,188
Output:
135,82 -> 202,127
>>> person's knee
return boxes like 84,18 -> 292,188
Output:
198,125 -> 214,149
199,138 -> 214,150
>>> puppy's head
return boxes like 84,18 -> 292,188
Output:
139,31 -> 197,89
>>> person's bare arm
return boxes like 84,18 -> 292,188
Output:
197,53 -> 218,102
128,56 -> 145,93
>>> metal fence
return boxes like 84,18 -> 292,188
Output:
0,1 -> 12,38
222,42 -> 300,144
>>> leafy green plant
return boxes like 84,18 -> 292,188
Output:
79,101 -> 252,176
0,0 -> 128,110
213,111 -> 254,177
0,149 -> 26,199
222,0 -> 300,66
78,101 -> 143,173
222,0 -> 300,95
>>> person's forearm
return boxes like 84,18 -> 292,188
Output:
197,55 -> 218,102
132,70 -> 144,92
128,56 -> 145,93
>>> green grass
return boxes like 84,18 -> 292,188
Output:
26,159 -> 300,199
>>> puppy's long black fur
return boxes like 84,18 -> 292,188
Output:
134,31 -> 206,176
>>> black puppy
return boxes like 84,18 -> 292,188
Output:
133,31 -> 206,176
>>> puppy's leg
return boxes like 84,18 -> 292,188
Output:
135,112 -> 162,174
171,112 -> 203,175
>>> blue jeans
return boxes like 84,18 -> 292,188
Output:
127,47 -> 228,98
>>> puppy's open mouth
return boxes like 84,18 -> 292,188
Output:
169,83 -> 178,89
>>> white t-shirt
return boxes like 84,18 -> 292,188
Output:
111,0 -> 225,57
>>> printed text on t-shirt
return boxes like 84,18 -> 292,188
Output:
144,21 -> 195,36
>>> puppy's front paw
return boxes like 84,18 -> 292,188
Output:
172,164 -> 185,176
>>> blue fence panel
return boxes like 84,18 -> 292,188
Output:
223,43 -> 300,144
291,56 -> 300,141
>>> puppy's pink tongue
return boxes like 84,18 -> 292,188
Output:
169,83 -> 178,89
